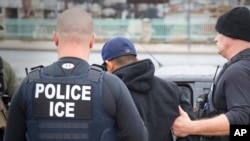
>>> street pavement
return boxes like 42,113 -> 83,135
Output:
0,39 -> 218,54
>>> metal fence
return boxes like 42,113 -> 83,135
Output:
1,18 -> 217,43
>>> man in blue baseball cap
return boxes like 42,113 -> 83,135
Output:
101,36 -> 137,71
101,36 -> 199,141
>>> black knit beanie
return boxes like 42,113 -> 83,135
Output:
215,7 -> 250,42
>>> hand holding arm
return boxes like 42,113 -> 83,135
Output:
172,106 -> 230,137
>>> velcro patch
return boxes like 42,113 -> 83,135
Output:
33,83 -> 92,119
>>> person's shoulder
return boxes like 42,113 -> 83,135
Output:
225,60 -> 250,78
228,60 -> 250,72
103,71 -> 122,82
154,76 -> 181,94
102,72 -> 129,98
0,56 -> 18,73
1,58 -> 12,68
103,72 -> 129,89
155,75 -> 178,86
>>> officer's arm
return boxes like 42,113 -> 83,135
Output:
103,74 -> 148,141
4,79 -> 27,141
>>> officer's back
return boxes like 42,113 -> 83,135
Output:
3,8 -> 147,141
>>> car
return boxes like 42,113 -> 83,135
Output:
155,65 -> 222,141
155,65 -> 222,110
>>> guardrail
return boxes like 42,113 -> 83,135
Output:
1,18 -> 217,43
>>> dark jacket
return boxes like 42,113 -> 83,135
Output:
113,59 -> 199,141
212,49 -> 250,141
4,57 -> 147,141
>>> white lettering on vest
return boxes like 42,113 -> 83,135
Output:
35,83 -> 91,118
49,101 -> 75,117
35,83 -> 91,100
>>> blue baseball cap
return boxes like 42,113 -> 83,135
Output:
101,36 -> 137,62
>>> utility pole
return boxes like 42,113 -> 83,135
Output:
22,0 -> 33,18
186,0 -> 191,51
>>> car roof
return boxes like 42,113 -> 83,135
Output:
155,65 -> 221,82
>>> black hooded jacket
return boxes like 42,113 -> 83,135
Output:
113,59 -> 199,141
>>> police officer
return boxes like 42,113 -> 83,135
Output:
0,25 -> 19,141
172,7 -> 250,141
3,8 -> 147,141
0,25 -> 19,99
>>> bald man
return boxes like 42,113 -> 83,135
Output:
172,7 -> 250,141
3,8 -> 147,141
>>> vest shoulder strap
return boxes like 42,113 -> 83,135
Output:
27,65 -> 44,82
87,65 -> 103,83
28,65 -> 103,83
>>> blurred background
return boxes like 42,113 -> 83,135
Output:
0,0 -> 249,80
0,0 -> 249,43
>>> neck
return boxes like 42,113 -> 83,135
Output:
226,41 -> 250,60
57,43 -> 90,61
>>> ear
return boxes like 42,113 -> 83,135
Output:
53,31 -> 59,46
89,34 -> 95,48
105,60 -> 114,73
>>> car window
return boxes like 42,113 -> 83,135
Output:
155,65 -> 220,109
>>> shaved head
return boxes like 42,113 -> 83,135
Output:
53,8 -> 95,60
56,8 -> 93,41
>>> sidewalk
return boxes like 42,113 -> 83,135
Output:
0,40 -> 218,54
